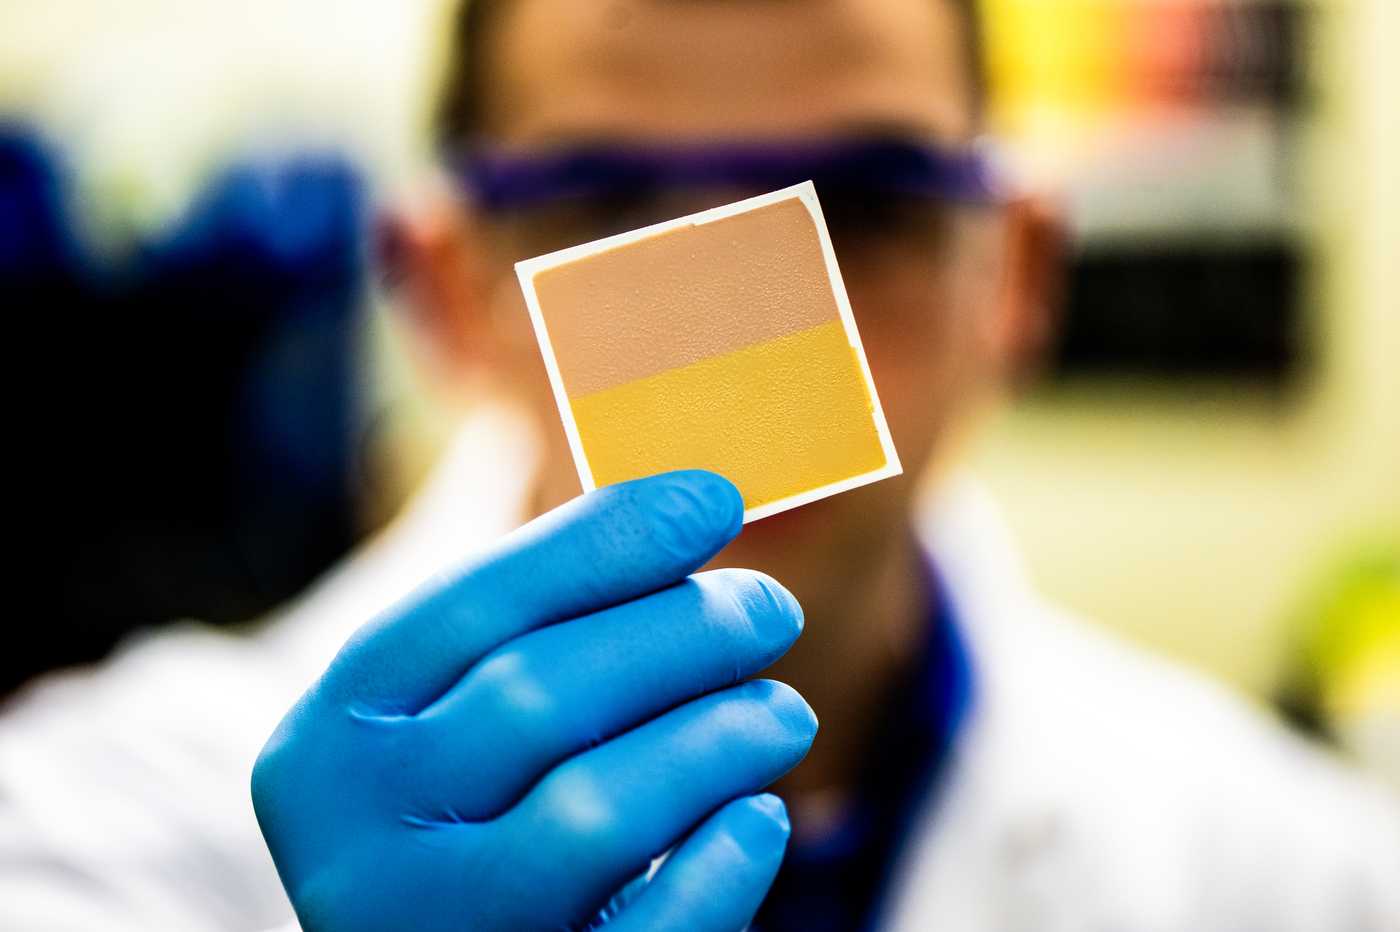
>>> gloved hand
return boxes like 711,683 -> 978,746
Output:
252,470 -> 815,932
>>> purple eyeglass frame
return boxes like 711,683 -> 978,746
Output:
455,138 -> 1005,212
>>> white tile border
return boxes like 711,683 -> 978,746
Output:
514,180 -> 902,523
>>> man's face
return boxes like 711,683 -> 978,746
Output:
468,0 -> 1011,598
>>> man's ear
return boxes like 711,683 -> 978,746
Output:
987,194 -> 1069,393
374,179 -> 499,399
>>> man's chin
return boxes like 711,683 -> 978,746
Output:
743,499 -> 827,537
704,477 -> 914,584
706,497 -> 841,573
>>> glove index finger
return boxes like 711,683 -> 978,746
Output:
324,470 -> 744,714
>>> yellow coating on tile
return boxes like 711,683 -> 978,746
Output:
570,320 -> 887,509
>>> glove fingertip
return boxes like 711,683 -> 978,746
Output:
616,471 -> 743,567
742,679 -> 819,748
658,470 -> 744,542
746,792 -> 790,836
727,794 -> 790,866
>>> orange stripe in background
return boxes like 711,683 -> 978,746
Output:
983,0 -> 1220,121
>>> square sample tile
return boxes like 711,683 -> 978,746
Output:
515,181 -> 901,522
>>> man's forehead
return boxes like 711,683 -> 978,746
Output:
479,0 -> 977,148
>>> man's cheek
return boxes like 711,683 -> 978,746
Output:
865,342 -> 959,468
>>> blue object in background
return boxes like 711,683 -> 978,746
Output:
2,125 -> 368,697
0,133 -> 67,281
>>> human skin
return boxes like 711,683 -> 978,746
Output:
385,0 -> 1060,831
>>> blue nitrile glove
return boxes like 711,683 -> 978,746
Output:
252,470 -> 816,932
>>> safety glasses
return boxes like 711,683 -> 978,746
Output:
454,138 -> 1006,261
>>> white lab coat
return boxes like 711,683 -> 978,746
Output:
2,406 -> 1397,932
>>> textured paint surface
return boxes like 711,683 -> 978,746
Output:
531,197 -> 839,398
570,321 -> 887,509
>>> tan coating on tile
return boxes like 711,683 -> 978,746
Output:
529,196 -> 842,398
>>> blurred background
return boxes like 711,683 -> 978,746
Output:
0,0 -> 1394,786
969,0 -> 1399,785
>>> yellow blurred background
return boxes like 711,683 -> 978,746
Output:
0,0 -> 1394,710
972,0 -> 1399,702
